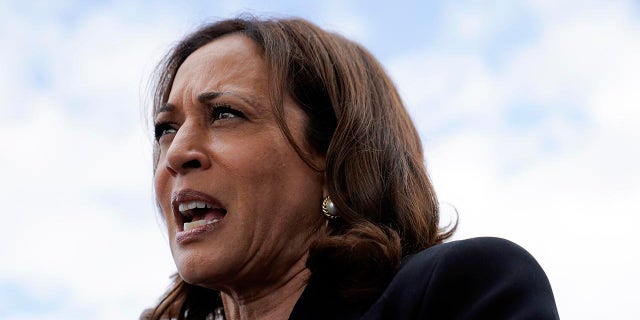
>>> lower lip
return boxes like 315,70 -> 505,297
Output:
175,220 -> 222,244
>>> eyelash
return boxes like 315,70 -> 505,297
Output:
208,104 -> 244,123
154,122 -> 177,141
153,104 -> 245,141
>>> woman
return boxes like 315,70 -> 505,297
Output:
145,17 -> 559,319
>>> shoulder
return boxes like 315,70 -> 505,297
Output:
363,237 -> 559,319
401,237 -> 541,280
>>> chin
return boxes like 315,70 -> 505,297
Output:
177,269 -> 209,286
176,259 -> 215,286
172,249 -> 228,288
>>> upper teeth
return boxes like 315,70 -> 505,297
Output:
178,201 -> 214,214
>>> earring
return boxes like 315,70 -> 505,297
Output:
322,196 -> 339,220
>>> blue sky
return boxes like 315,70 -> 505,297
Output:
1,1 -> 639,319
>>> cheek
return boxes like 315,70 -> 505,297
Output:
221,136 -> 317,198
214,136 -> 279,178
153,166 -> 173,223
153,167 -> 164,197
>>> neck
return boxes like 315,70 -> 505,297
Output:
220,256 -> 310,320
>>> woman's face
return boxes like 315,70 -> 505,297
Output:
153,34 -> 325,290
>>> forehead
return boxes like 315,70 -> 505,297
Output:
170,34 -> 267,100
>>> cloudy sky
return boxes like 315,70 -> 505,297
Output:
1,0 -> 638,319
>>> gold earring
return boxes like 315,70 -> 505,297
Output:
322,196 -> 339,220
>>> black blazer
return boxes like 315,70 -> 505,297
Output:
290,237 -> 559,319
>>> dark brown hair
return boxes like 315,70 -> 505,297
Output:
146,16 -> 454,320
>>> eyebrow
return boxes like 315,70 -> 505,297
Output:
155,91 -> 265,116
156,103 -> 175,116
199,91 -> 265,111
154,93 -> 221,116
198,91 -> 223,103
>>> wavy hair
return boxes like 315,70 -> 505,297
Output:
146,16 -> 454,320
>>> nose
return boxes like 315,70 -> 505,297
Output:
164,123 -> 211,176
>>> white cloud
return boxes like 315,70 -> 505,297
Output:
0,2 -> 182,319
390,52 -> 503,136
0,103 -> 175,319
315,0 -> 372,43
388,1 -> 640,319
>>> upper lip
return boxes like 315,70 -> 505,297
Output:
171,189 -> 225,227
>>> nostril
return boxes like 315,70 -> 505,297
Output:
182,159 -> 202,169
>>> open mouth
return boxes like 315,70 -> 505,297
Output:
172,190 -> 227,232
179,200 -> 227,231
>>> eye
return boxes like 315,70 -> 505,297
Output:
210,105 -> 245,123
154,122 -> 177,141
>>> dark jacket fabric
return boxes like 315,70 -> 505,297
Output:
290,237 -> 559,319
